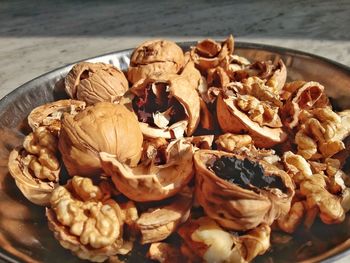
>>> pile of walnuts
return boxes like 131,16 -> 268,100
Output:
8,36 -> 350,262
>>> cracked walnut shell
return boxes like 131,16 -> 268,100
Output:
59,102 -> 143,177
131,73 -> 200,138
8,127 -> 60,205
216,91 -> 287,148
100,138 -> 194,202
194,150 -> 294,231
178,216 -> 271,263
65,62 -> 129,105
190,35 -> 234,72
27,99 -> 86,135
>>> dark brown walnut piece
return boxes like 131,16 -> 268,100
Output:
127,39 -> 185,84
194,150 -> 294,231
59,102 -> 143,177
65,62 -> 129,105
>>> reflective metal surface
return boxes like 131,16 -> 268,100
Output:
0,42 -> 350,263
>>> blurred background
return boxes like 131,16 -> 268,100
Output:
0,0 -> 349,99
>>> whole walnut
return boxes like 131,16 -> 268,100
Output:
127,40 -> 185,84
59,102 -> 143,177
65,62 -> 129,105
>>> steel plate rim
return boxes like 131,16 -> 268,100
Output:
0,40 -> 350,263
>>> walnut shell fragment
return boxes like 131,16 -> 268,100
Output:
100,138 -> 194,202
135,187 -> 193,244
46,176 -> 132,262
8,127 -> 60,206
147,242 -> 185,263
131,74 -> 200,138
245,59 -> 287,93
28,99 -> 86,135
194,150 -> 294,231
127,39 -> 185,84
59,102 -> 143,177
178,216 -> 271,263
190,35 -> 234,71
281,81 -> 330,129
217,93 -> 287,148
65,62 -> 129,105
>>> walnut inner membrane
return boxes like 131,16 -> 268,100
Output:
132,82 -> 186,128
209,156 -> 287,192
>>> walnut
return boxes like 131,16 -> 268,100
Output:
190,35 -> 234,72
147,243 -> 184,263
59,102 -> 143,177
27,99 -> 86,136
178,217 -> 271,263
215,133 -> 252,152
130,73 -> 200,138
217,90 -> 286,148
185,135 -> 214,150
243,60 -> 287,93
135,187 -> 192,244
100,138 -> 194,202
295,108 -> 345,160
282,152 -> 345,225
236,94 -> 282,128
281,81 -> 330,129
65,62 -> 129,105
127,39 -> 185,84
207,66 -> 230,89
8,127 -> 60,205
277,201 -> 305,233
194,150 -> 294,231
300,174 -> 345,224
46,176 -> 131,262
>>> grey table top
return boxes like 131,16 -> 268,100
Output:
0,0 -> 350,262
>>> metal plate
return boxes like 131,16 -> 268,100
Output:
0,42 -> 350,263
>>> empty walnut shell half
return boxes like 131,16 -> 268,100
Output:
131,73 -> 200,138
46,176 -> 132,262
190,35 -> 234,72
59,102 -> 143,177
194,150 -> 294,231
216,92 -> 287,148
135,187 -> 193,244
27,99 -> 86,135
127,39 -> 185,84
99,138 -> 194,202
65,62 -> 129,105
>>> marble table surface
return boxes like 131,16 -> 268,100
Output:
0,0 -> 350,262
